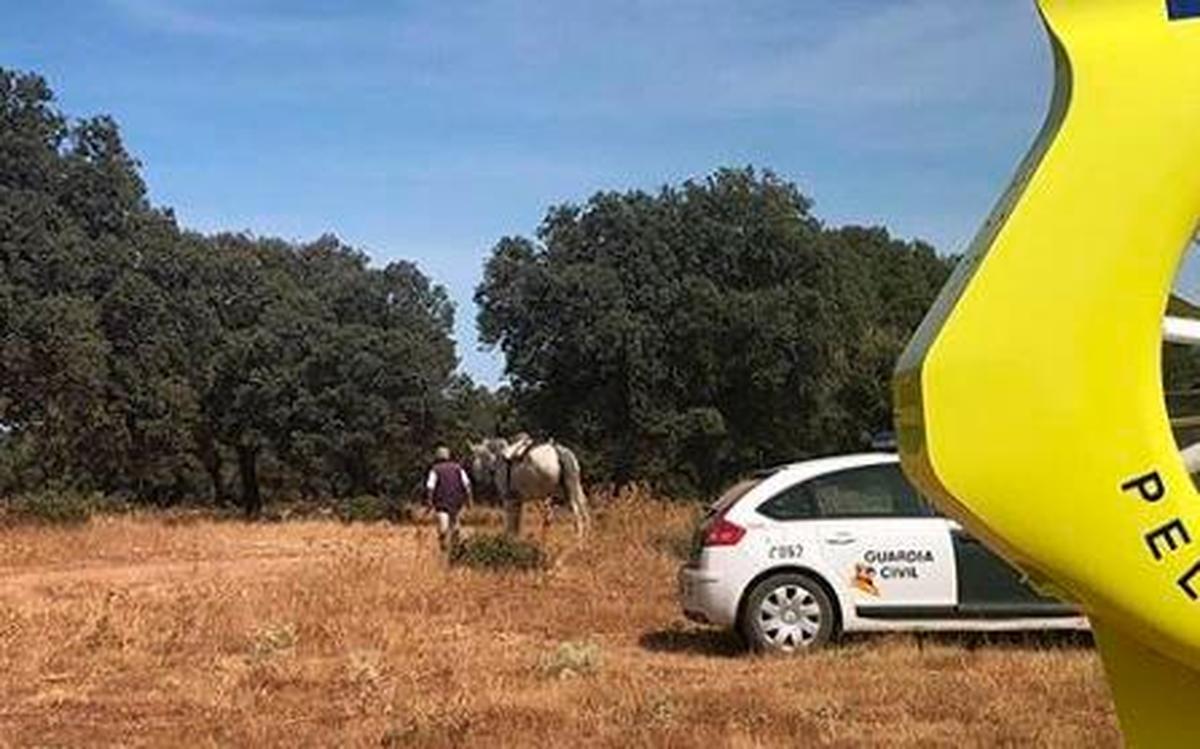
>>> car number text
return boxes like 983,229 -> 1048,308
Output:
769,544 -> 804,560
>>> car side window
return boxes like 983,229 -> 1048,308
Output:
757,483 -> 818,521
807,464 -> 931,519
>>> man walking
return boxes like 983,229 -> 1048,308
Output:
425,446 -> 472,554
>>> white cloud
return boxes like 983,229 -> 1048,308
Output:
105,0 -> 379,45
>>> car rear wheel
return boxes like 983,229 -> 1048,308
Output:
740,573 -> 836,653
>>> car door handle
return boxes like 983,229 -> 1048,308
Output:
826,535 -> 857,546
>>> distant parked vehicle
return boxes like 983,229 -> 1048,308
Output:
678,454 -> 1086,653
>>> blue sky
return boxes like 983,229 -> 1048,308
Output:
6,1 -> 1197,383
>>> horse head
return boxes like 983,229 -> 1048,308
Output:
468,438 -> 509,499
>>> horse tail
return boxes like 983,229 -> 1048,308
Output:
555,444 -> 590,536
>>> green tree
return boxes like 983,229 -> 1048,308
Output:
0,67 -> 189,497
193,233 -> 459,514
1,68 -> 463,511
477,167 -> 955,495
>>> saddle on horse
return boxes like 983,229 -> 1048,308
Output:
501,432 -> 551,463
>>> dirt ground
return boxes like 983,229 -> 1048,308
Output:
0,500 -> 1118,747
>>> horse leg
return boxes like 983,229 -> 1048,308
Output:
535,496 -> 550,544
555,445 -> 590,539
504,495 -> 522,537
569,480 -> 590,538
572,497 -> 587,538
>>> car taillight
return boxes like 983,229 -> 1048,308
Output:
703,516 -> 746,547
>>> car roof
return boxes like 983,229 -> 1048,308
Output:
768,452 -> 899,481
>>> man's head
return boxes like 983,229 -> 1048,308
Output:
434,446 -> 451,462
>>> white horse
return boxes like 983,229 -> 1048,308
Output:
469,434 -> 591,538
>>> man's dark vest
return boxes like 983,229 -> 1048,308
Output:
431,461 -> 467,512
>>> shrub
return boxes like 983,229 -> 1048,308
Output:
449,533 -> 547,571
638,694 -> 677,726
537,640 -> 602,679
249,623 -> 298,659
336,495 -> 397,524
2,490 -> 95,527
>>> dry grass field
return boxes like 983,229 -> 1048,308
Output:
0,496 -> 1118,747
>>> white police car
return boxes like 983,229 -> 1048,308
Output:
678,453 -> 1087,652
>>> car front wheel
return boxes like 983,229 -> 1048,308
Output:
740,573 -> 836,653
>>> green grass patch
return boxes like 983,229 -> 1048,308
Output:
449,533 -> 547,571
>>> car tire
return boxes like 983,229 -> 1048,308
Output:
740,573 -> 837,654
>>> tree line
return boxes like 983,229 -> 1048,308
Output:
475,168 -> 955,495
3,66 -> 976,507
0,68 -> 474,513
475,179 -> 1200,496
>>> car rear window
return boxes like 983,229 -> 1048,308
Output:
757,483 -> 818,521
687,474 -> 772,562
707,466 -> 785,513
711,477 -> 764,514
